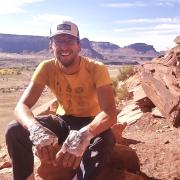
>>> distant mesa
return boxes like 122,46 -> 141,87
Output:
0,33 -> 49,53
91,41 -> 120,50
125,43 -> 156,53
80,38 -> 92,49
80,38 -> 104,60
0,33 -> 159,64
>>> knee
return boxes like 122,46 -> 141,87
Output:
101,129 -> 116,148
5,121 -> 24,143
90,129 -> 115,153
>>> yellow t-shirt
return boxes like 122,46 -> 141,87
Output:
31,56 -> 112,117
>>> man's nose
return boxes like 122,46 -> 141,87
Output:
58,42 -> 69,49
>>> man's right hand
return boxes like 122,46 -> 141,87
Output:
28,123 -> 58,165
56,126 -> 93,169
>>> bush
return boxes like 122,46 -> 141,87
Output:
111,66 -> 134,104
115,84 -> 131,101
112,77 -> 118,88
111,78 -> 118,99
111,78 -> 131,104
117,66 -> 134,81
0,68 -> 22,75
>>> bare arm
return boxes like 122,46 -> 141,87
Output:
87,84 -> 117,136
15,81 -> 59,165
14,81 -> 45,128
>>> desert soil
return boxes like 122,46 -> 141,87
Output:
122,112 -> 180,180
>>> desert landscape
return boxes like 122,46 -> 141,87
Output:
0,52 -> 55,143
0,36 -> 179,179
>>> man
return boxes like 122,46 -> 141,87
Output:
5,20 -> 117,180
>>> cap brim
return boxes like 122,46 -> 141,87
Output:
50,31 -> 78,38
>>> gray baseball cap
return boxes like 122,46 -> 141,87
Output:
50,20 -> 79,38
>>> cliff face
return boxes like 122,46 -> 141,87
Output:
0,34 -> 49,53
79,38 -> 104,60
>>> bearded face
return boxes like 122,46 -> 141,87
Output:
51,34 -> 81,67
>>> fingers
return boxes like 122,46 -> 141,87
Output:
66,155 -> 76,167
55,148 -> 64,161
56,149 -> 81,169
55,149 -> 70,167
62,152 -> 72,167
62,153 -> 81,169
73,156 -> 81,169
36,145 -> 57,166
46,145 -> 56,166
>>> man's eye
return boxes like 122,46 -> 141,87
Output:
54,39 -> 75,44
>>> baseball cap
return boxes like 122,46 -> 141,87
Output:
50,20 -> 79,39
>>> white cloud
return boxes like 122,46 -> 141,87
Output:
22,14 -> 75,36
114,23 -> 180,35
114,27 -> 152,32
101,0 -> 180,8
114,18 -> 180,24
155,0 -> 180,6
33,14 -> 73,22
0,0 -> 44,14
113,22 -> 180,50
155,23 -> 180,29
155,2 -> 174,6
157,0 -> 180,3
101,2 -> 146,8
113,17 -> 180,41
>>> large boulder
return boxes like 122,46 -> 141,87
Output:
36,144 -> 140,180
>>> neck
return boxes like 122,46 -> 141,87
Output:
58,56 -> 81,75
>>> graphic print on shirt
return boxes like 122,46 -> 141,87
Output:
66,84 -> 72,93
65,84 -> 73,112
74,87 -> 84,94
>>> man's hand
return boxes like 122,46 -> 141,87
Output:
56,127 -> 93,169
28,123 -> 58,165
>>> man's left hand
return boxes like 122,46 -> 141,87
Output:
55,127 -> 93,169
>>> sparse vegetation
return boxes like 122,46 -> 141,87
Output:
117,66 -> 135,81
112,79 -> 131,103
115,84 -> 131,101
0,68 -> 21,75
112,66 -> 134,103
0,52 -> 53,144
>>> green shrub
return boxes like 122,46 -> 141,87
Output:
111,78 -> 131,104
111,77 -> 119,96
115,84 -> 131,101
0,68 -> 22,75
111,66 -> 134,104
111,77 -> 118,89
117,66 -> 134,81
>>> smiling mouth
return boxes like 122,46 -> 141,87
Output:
59,51 -> 72,57
61,52 -> 70,56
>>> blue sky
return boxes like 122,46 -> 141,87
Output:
0,0 -> 180,51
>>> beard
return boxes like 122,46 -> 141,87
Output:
56,52 -> 78,67
54,45 -> 81,68
60,58 -> 75,67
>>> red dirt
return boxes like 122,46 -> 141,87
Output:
122,112 -> 180,180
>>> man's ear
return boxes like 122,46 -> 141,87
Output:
49,41 -> 53,53
78,44 -> 81,52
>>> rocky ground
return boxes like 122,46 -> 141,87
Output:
0,112 -> 179,180
122,113 -> 180,180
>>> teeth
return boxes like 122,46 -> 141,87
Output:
61,52 -> 70,56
